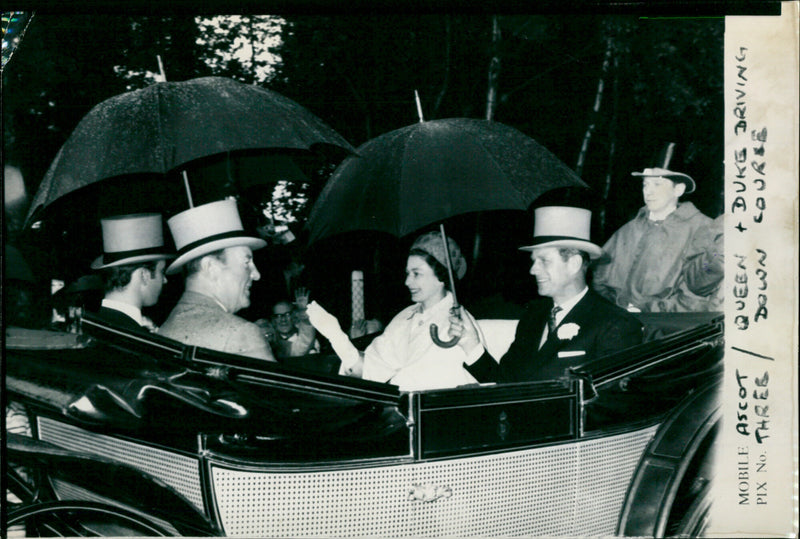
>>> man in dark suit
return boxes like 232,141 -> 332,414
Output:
455,206 -> 643,383
91,213 -> 173,332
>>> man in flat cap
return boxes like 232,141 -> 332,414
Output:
158,199 -> 276,361
454,205 -> 643,383
593,143 -> 717,312
91,213 -> 172,331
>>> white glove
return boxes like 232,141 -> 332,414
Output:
307,301 -> 360,372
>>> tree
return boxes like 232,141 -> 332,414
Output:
485,16 -> 501,121
491,15 -> 723,237
195,15 -> 283,84
271,15 -> 494,146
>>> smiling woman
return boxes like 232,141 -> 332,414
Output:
307,232 -> 482,391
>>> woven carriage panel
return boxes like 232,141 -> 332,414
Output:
211,426 -> 657,537
37,417 -> 205,512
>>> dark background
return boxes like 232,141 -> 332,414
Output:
3,8 -> 739,326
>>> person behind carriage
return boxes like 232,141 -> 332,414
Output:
592,143 -> 717,312
90,213 -> 172,332
256,288 -> 321,359
453,205 -> 643,383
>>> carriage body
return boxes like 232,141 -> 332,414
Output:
5,312 -> 722,537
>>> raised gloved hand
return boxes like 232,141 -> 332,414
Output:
294,287 -> 311,310
307,301 -> 343,338
307,301 -> 361,373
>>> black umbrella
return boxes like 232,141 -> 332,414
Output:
307,118 -> 586,243
306,118 -> 586,346
25,76 -> 355,226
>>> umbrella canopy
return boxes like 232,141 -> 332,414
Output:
25,76 -> 355,226
307,118 -> 586,243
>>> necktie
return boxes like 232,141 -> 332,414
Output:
548,306 -> 562,336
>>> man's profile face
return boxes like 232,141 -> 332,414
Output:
529,247 -> 574,299
142,260 -> 167,307
215,246 -> 260,313
642,176 -> 683,215
272,301 -> 294,336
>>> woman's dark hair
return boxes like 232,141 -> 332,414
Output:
408,248 -> 451,291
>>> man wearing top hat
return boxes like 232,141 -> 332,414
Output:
453,206 -> 643,384
91,213 -> 173,331
158,199 -> 276,362
592,143 -> 716,312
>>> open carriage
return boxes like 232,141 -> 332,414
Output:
5,310 -> 722,537
4,72 -> 726,538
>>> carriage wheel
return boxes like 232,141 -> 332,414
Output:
5,500 -> 173,537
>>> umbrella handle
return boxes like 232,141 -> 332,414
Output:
430,224 -> 461,348
429,324 -> 460,348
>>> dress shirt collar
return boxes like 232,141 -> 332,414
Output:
212,297 -> 229,312
552,286 -> 588,326
278,328 -> 299,340
101,298 -> 143,326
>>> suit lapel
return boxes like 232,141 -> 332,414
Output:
540,292 -> 595,358
558,292 -> 597,341
529,301 -> 551,350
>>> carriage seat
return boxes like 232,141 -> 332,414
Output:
475,319 -> 519,362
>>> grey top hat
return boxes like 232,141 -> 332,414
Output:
631,142 -> 696,193
519,206 -> 604,259
91,213 -> 174,270
166,198 -> 267,275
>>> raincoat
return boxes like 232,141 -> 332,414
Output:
593,202 -> 715,312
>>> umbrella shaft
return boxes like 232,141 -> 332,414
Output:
438,224 -> 459,308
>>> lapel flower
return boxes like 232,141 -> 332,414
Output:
557,323 -> 580,340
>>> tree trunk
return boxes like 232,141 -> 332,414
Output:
598,51 -> 620,237
485,16 -> 501,122
476,16 -> 503,266
432,16 -> 452,118
575,34 -> 614,177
